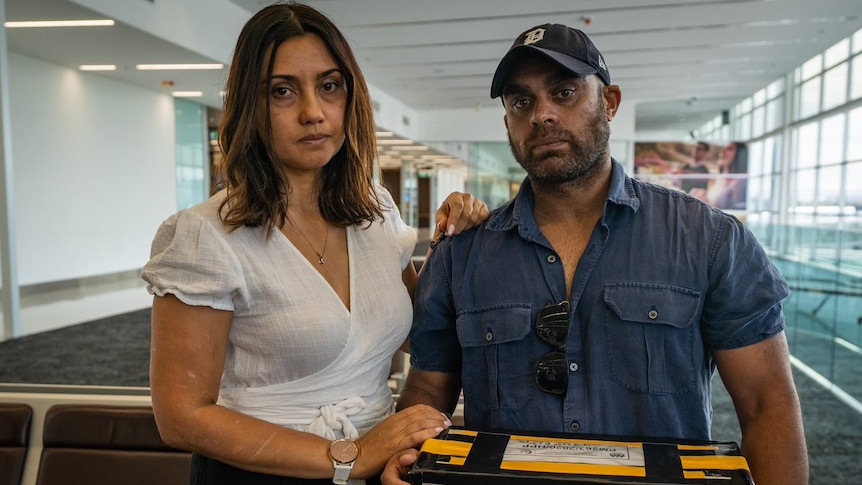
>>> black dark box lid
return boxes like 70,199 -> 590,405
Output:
408,427 -> 753,485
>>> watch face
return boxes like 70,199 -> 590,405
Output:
329,439 -> 359,463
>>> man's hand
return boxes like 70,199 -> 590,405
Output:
381,449 -> 419,485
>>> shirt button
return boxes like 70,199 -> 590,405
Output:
569,362 -> 579,372
569,421 -> 581,431
648,309 -> 658,320
484,331 -> 493,341
546,255 -> 557,263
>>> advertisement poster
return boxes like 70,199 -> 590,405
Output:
634,141 -> 748,211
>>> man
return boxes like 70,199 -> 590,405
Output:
383,23 -> 808,484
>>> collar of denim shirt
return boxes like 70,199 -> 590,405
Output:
484,158 -> 640,239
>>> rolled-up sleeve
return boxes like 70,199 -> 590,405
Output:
701,215 -> 789,349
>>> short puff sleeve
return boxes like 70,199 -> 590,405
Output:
141,209 -> 246,312
376,185 -> 417,271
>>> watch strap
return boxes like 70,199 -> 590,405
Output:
329,438 -> 359,484
332,461 -> 352,485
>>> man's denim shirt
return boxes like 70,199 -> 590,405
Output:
410,159 -> 789,441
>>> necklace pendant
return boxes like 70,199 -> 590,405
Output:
318,254 -> 325,265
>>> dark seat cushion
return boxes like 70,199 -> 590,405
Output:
36,450 -> 191,485
0,403 -> 33,485
40,405 -> 173,450
36,404 -> 191,485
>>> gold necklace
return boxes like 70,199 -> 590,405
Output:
288,217 -> 329,265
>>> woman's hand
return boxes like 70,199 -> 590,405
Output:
352,405 -> 450,479
435,192 -> 489,237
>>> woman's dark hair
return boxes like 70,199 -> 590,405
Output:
218,1 -> 381,236
726,141 -> 748,173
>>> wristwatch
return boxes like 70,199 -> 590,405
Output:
328,438 -> 360,484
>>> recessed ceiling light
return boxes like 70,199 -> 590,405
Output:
4,20 -> 115,28
79,65 -> 116,71
137,64 -> 223,70
377,139 -> 415,145
172,91 -> 203,97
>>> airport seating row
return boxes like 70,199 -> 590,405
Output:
0,398 -> 190,485
0,352 -> 443,485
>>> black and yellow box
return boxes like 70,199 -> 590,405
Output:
408,427 -> 753,484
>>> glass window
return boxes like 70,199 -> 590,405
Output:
753,88 -> 766,107
798,77 -> 822,119
854,28 -> 862,54
825,39 -> 850,68
819,113 -> 845,166
740,96 -> 753,113
817,164 -> 842,207
752,106 -> 765,137
795,122 -> 819,170
738,112 -> 751,140
764,135 -> 780,174
708,117 -> 719,133
847,161 -> 862,208
762,174 -> 778,211
811,226 -> 840,267
822,63 -> 848,111
767,77 -> 785,99
175,98 -> 209,210
766,97 -> 784,132
749,141 -> 764,178
848,106 -> 862,162
851,55 -> 862,100
747,176 -> 764,212
747,175 -> 763,212
793,168 -> 817,207
801,54 -> 823,81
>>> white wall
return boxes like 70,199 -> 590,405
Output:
9,53 -> 177,285
417,106 -> 508,143
368,84 -> 421,139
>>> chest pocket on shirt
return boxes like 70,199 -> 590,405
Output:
456,304 -> 533,413
604,283 -> 701,396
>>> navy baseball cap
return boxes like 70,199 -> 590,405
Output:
490,23 -> 611,98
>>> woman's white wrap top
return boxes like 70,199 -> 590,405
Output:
142,185 -> 416,451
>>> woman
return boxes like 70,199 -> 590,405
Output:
141,3 -> 487,484
688,141 -> 748,210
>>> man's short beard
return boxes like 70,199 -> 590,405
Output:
509,99 -> 611,186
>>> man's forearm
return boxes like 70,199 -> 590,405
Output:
395,370 -> 461,416
740,411 -> 809,484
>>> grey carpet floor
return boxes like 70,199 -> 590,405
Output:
0,308 -> 859,483
0,309 -> 152,387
